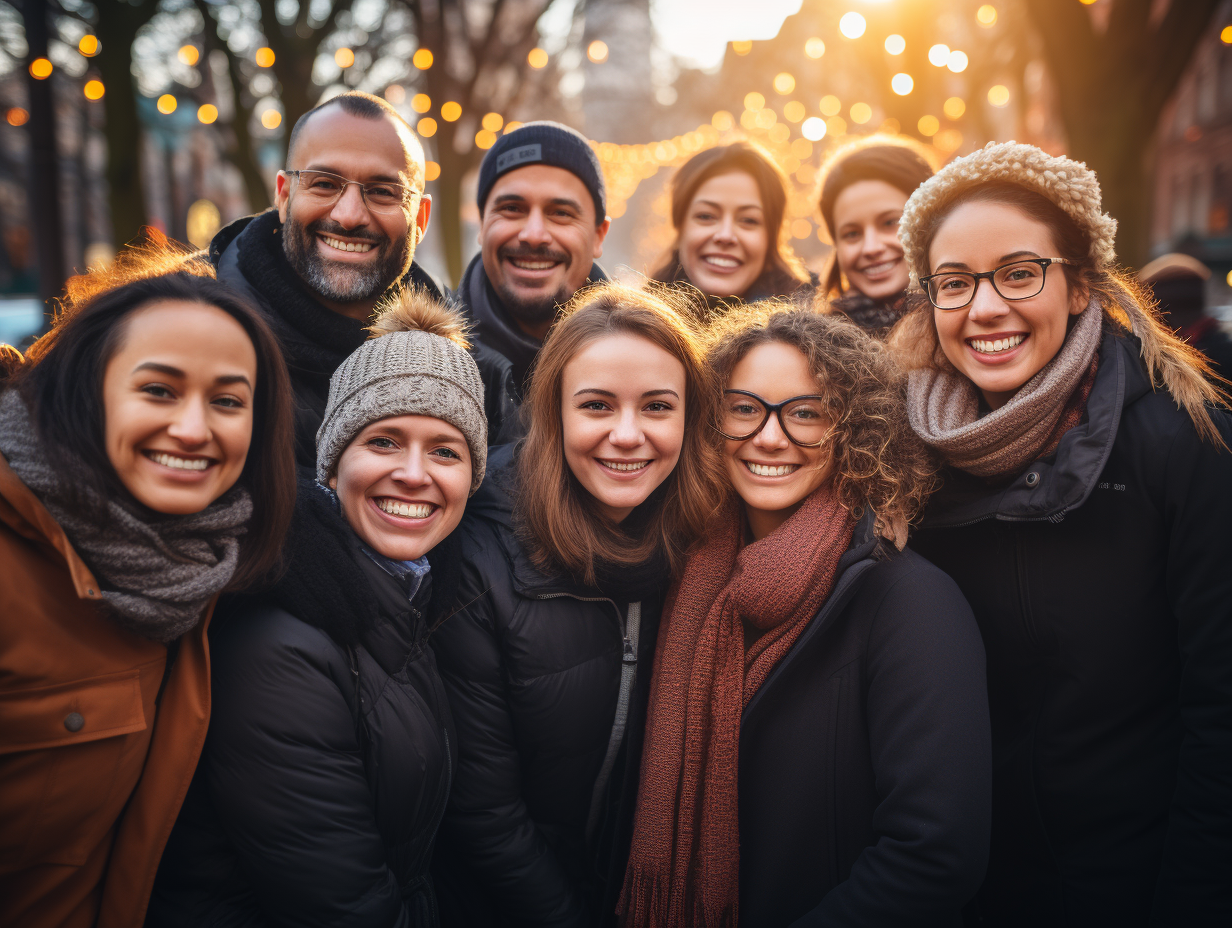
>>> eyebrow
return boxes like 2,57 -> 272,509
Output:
572,388 -> 681,399
133,362 -> 252,389
304,164 -> 404,183
934,250 -> 1042,271
695,199 -> 763,212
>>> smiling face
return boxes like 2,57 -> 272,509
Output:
329,414 -> 471,561
276,106 -> 431,321
725,341 -> 833,541
832,179 -> 910,300
560,333 -> 686,523
479,164 -> 610,341
928,199 -> 1086,410
678,170 -> 770,299
101,301 -> 257,515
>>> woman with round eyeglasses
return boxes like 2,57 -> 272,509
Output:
620,306 -> 990,928
893,142 -> 1232,926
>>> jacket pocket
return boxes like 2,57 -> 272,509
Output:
0,669 -> 150,869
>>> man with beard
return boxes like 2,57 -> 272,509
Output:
459,122 -> 611,442
208,91 -> 439,466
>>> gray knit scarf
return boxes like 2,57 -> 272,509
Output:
0,390 -> 252,642
906,301 -> 1103,477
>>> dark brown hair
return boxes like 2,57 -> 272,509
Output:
817,135 -> 936,296
707,304 -> 937,528
518,282 -> 723,583
4,241 -> 297,589
651,141 -> 807,297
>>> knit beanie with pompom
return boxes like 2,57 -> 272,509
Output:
898,141 -> 1119,286
316,288 -> 488,494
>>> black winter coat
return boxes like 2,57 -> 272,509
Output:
148,484 -> 456,928
430,445 -> 665,928
909,330 -> 1232,927
208,210 -> 445,467
737,511 -> 991,928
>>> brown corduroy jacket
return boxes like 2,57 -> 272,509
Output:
0,455 -> 213,928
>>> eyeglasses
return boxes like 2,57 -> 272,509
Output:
919,258 -> 1076,310
717,390 -> 830,447
285,170 -> 414,214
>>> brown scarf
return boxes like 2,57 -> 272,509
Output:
619,488 -> 857,928
907,302 -> 1103,477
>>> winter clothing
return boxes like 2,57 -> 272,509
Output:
209,209 -> 445,468
477,121 -> 606,220
906,302 -> 1103,477
908,328 -> 1232,926
625,505 -> 991,928
827,289 -> 908,336
899,141 -> 1118,285
621,489 -> 857,926
147,478 -> 458,927
430,445 -> 669,927
0,453 -> 214,928
315,290 -> 488,489
0,390 -> 249,642
454,254 -> 608,444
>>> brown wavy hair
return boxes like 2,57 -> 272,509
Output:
518,282 -> 723,583
889,182 -> 1230,445
706,303 -> 938,528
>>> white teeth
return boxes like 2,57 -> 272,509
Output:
860,259 -> 898,275
510,259 -> 556,269
601,460 -> 650,472
377,499 -> 434,518
149,452 -> 210,471
970,334 -> 1026,354
323,236 -> 374,253
746,461 -> 799,477
703,255 -> 740,268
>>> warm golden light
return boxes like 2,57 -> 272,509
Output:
988,84 -> 1011,107
820,94 -> 841,116
417,116 -> 438,137
801,116 -> 827,141
261,109 -> 282,129
977,5 -> 998,26
917,115 -> 940,136
839,12 -> 867,39
6,107 -> 29,127
928,44 -> 950,67
1223,26 -> 1232,45
774,72 -> 796,95
186,199 -> 221,249
413,48 -> 433,70
1226,269 -> 1232,287
744,91 -> 766,111
78,35 -> 100,56
83,79 -> 104,100
528,47 -> 549,69
934,129 -> 963,152
30,58 -> 53,79
178,45 -> 199,66
441,101 -> 462,122
944,96 -> 967,119
1079,0 -> 1097,4
791,219 -> 813,240
712,110 -> 734,131
884,34 -> 906,56
410,93 -> 430,113
197,103 -> 218,124
791,137 -> 813,159
783,100 -> 806,122
827,115 -> 848,137
732,40 -> 753,55
425,161 -> 441,182
476,129 -> 497,149
850,102 -> 872,124
588,40 -> 609,63
335,48 -> 355,68
255,47 -> 275,67
891,73 -> 914,95
754,108 -> 777,129
805,37 -> 825,59
948,50 -> 969,73
385,85 -> 405,104
157,94 -> 177,114
504,121 -> 524,133
482,112 -> 504,132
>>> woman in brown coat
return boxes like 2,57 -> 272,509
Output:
0,252 -> 294,928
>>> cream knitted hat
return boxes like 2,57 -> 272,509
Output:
898,141 -> 1118,286
316,288 -> 488,493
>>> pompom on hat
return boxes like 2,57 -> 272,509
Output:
316,288 -> 488,493
898,141 -> 1119,286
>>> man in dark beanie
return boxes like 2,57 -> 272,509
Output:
457,120 -> 611,442
1139,253 -> 1232,382
208,90 -> 442,467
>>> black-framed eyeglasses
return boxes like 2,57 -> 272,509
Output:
284,169 -> 414,213
716,390 -> 830,447
919,258 -> 1076,310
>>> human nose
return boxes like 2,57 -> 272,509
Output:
166,397 -> 210,447
392,448 -> 433,487
519,207 -> 552,246
713,213 -> 737,244
609,408 -> 645,448
329,181 -> 372,228
751,409 -> 790,450
966,276 -> 1011,322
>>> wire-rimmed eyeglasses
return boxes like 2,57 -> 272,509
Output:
919,257 -> 1076,310
284,169 -> 413,214
716,390 -> 829,447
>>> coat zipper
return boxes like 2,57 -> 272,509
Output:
1013,527 -> 1042,651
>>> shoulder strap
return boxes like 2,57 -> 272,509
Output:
586,601 -> 642,845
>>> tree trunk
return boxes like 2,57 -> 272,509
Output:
22,0 -> 66,315
435,139 -> 466,286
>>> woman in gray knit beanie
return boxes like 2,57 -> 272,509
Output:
892,140 -> 1232,926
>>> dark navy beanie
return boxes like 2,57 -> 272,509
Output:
476,121 -> 606,221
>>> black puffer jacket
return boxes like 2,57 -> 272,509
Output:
909,330 -> 1232,927
148,481 -> 457,927
430,445 -> 665,928
209,211 -> 444,467
739,511 -> 991,927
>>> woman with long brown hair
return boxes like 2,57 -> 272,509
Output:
431,283 -> 721,927
619,306 -> 991,927
894,141 -> 1232,925
650,141 -> 809,317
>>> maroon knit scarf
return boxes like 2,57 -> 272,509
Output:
619,487 -> 857,928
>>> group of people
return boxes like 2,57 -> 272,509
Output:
1,88 -> 1229,928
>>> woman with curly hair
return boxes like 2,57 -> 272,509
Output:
894,142 -> 1232,926
620,307 -> 991,928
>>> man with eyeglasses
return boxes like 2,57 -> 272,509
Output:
207,90 -> 441,467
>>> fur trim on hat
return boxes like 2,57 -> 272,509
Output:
368,287 -> 472,348
899,141 -> 1118,286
